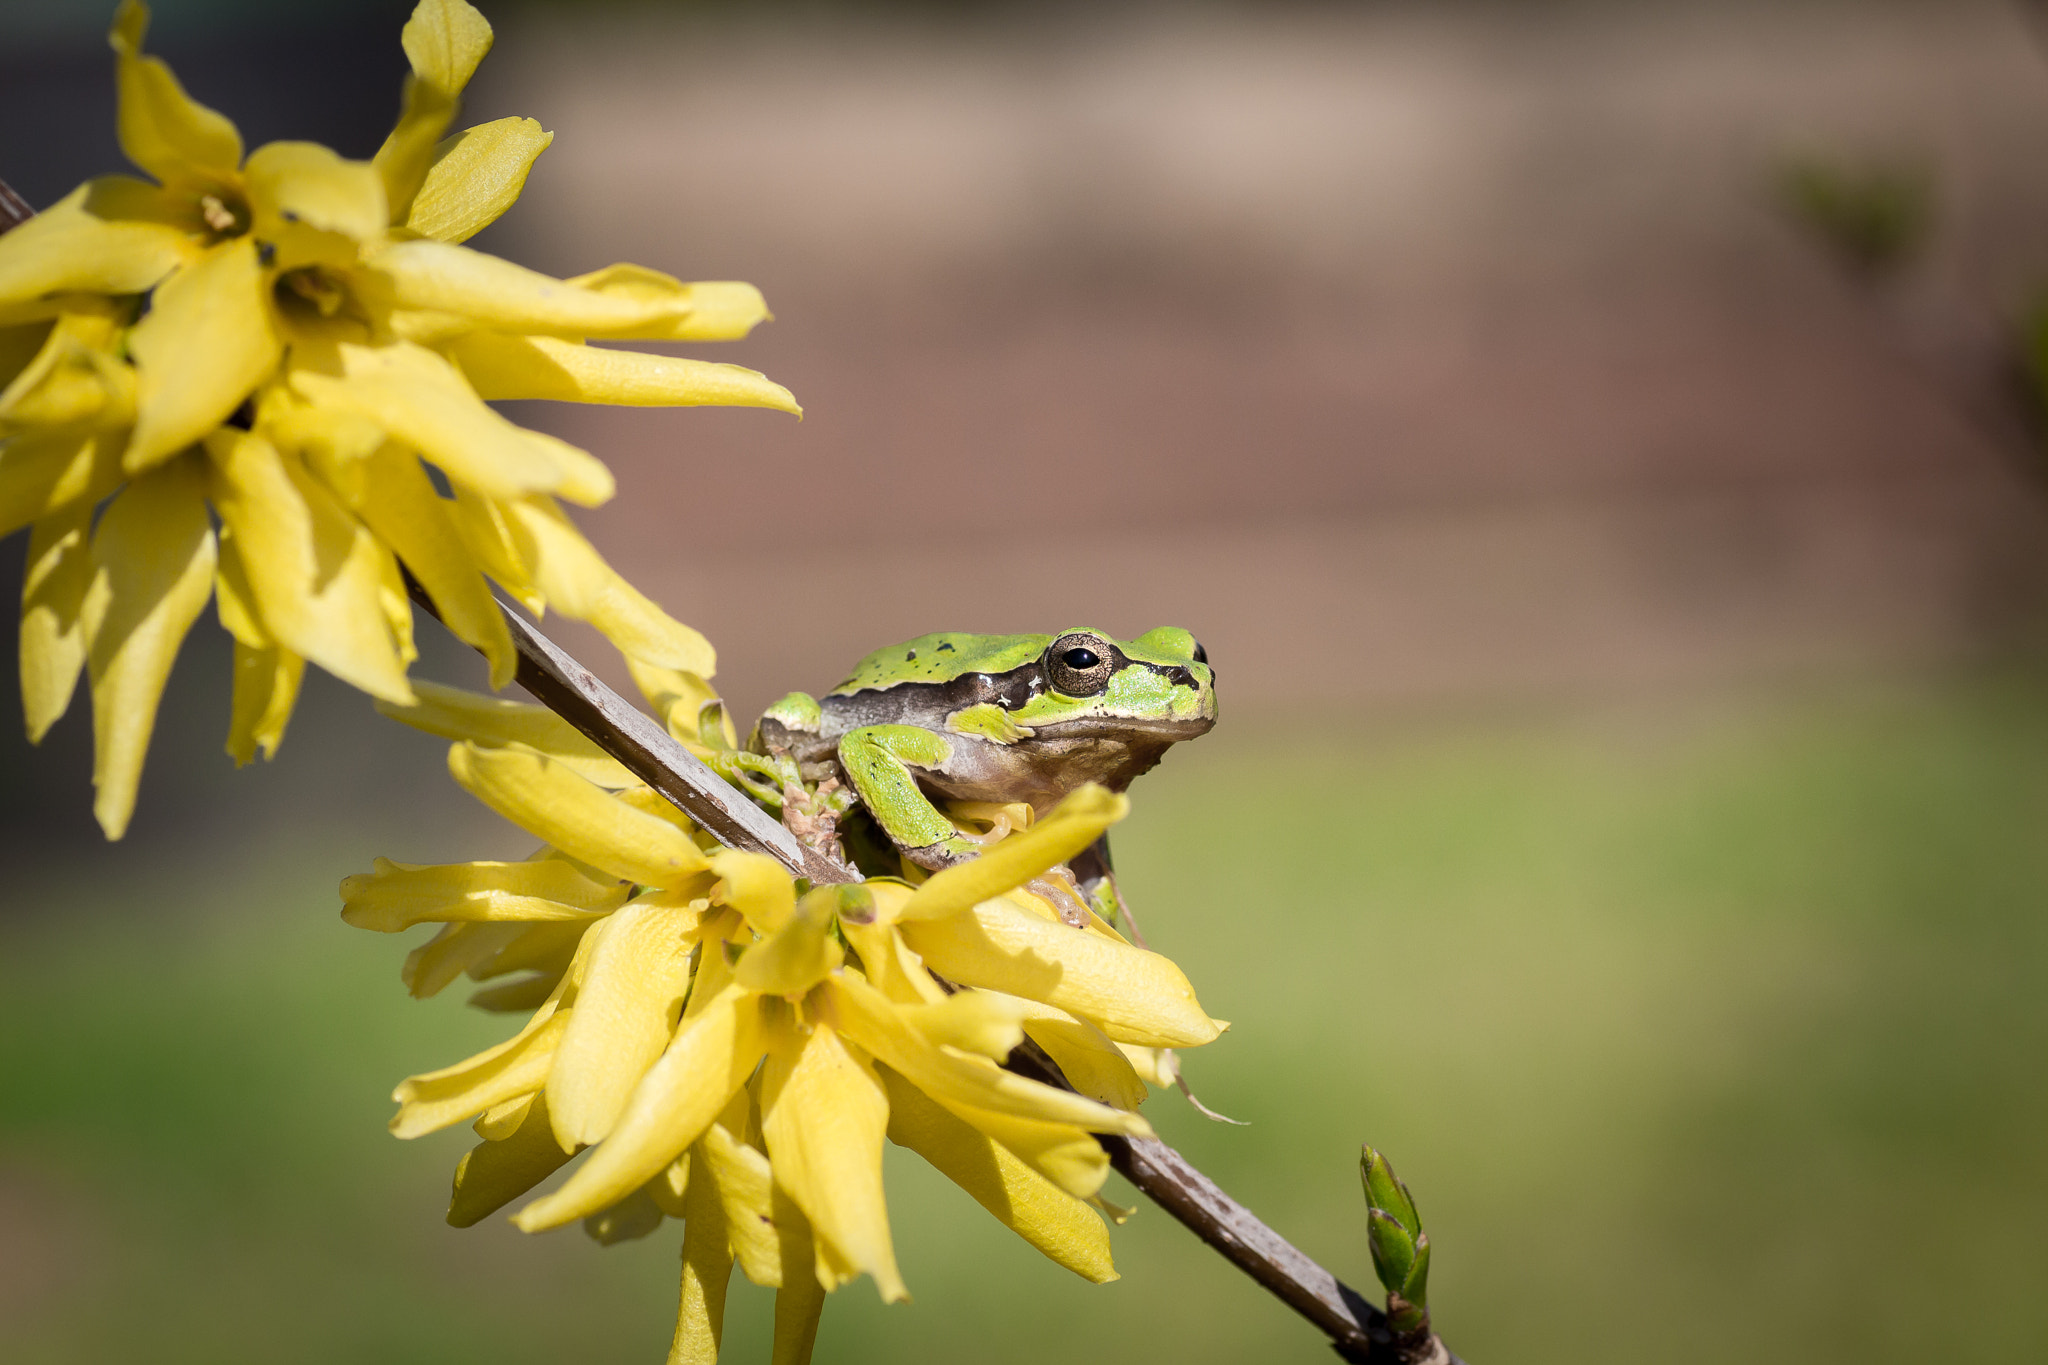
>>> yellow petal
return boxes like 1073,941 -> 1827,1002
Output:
476,1091 -> 535,1141
566,265 -> 772,342
547,897 -> 702,1148
446,482 -> 541,610
515,426 -> 617,508
583,1184 -> 666,1244
708,850 -> 796,934
450,331 -> 799,415
502,495 -> 715,673
346,443 -> 517,686
733,890 -> 844,998
127,238 -> 281,473
448,740 -> 709,886
401,0 -> 494,95
469,973 -> 565,1014
648,1148 -> 691,1218
474,921 -> 587,987
378,680 -> 632,786
109,0 -> 243,188
392,1010 -> 568,1139
894,785 -> 1128,923
761,1023 -> 905,1302
242,141 -> 387,269
698,1119 -> 782,1287
823,974 -> 1149,1138
878,1065 -> 1115,1282
933,1101 -> 1113,1203
0,306 -> 135,434
20,504 -> 94,743
380,526 -> 418,670
404,917 -> 586,999
376,85 -> 457,225
371,0 -> 495,216
0,428 -> 125,542
407,117 -> 552,244
894,990 -> 1030,1061
340,854 -> 627,932
0,179 -> 197,306
372,239 -> 688,337
0,321 -> 53,388
202,426 -> 415,704
1021,1012 -> 1149,1112
415,923 -> 540,997
770,1207 -> 827,1365
626,659 -> 721,742
838,917 -> 949,1007
671,1145 -> 735,1365
406,921 -> 511,997
1117,1044 -> 1179,1090
225,640 -> 303,765
257,380 -> 385,473
210,523 -> 265,647
901,894 -> 1223,1049
401,911 -> 589,1043
514,987 -> 765,1231
81,452 -> 216,839
447,1089 -> 574,1227
286,336 -> 586,502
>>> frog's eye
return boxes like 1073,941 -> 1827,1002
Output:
1192,641 -> 1208,666
1045,633 -> 1115,696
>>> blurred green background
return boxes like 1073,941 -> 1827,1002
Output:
8,0 -> 2048,1362
6,680 -> 2048,1363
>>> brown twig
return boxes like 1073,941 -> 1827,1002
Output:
480,592 -> 856,886
0,179 -> 31,232
1,173 -> 1462,1365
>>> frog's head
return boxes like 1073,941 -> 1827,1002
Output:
1009,626 -> 1218,739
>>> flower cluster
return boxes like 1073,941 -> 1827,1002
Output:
348,675 -> 1225,1362
2,0 -> 797,837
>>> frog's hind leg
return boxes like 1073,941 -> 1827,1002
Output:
835,724 -> 982,871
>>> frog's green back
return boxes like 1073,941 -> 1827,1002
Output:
830,632 -> 1051,696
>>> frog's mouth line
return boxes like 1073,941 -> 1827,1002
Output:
1029,714 -> 1217,742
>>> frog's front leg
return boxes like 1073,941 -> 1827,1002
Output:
835,724 -> 983,871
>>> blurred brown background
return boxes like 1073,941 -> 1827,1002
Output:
480,0 -> 2048,720
4,3 -> 2048,1364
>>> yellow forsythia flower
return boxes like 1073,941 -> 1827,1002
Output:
1,0 -> 797,838
346,678 -> 1226,1362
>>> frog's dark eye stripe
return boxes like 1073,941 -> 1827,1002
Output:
1043,632 -> 1116,697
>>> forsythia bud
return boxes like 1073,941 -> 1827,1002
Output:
1360,1144 -> 1431,1335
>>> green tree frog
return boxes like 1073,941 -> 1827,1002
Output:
752,627 -> 1216,905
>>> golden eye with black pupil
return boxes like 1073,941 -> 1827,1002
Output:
1044,632 -> 1115,696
